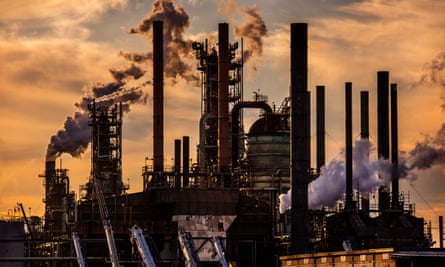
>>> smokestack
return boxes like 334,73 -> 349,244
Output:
290,23 -> 310,254
377,71 -> 390,160
377,71 -> 390,210
391,83 -> 399,209
440,216 -> 444,249
174,139 -> 181,188
359,90 -> 370,211
345,82 -> 353,211
218,23 -> 230,173
183,136 -> 190,187
360,91 -> 369,139
153,20 -> 164,173
316,85 -> 325,172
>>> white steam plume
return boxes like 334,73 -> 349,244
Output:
280,139 -> 397,213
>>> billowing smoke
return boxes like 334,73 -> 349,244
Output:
126,0 -> 198,83
233,5 -> 267,68
419,52 -> 445,88
218,0 -> 267,73
279,139 -> 408,213
46,112 -> 91,162
46,64 -> 147,161
408,52 -> 445,169
118,51 -> 152,63
409,124 -> 445,169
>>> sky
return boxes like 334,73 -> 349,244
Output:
0,0 -> 445,245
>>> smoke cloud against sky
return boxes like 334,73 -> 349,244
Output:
46,64 -> 147,161
279,136 -> 445,213
0,0 -> 445,244
218,0 -> 267,75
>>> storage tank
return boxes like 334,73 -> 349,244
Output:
246,113 -> 290,193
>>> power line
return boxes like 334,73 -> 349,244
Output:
409,182 -> 439,217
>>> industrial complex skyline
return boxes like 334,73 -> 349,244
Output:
1,0 -> 445,244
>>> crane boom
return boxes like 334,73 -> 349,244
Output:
178,231 -> 201,267
72,232 -> 87,267
17,202 -> 32,239
94,178 -> 121,267
130,225 -> 157,266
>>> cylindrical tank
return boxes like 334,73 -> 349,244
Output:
246,114 -> 290,193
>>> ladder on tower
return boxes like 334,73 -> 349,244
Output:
94,177 -> 121,267
130,225 -> 157,267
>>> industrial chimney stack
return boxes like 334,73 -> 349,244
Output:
218,23 -> 230,173
391,83 -> 399,209
345,82 -> 354,211
316,85 -> 326,172
290,23 -> 310,254
153,20 -> 164,173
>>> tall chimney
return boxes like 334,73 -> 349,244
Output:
174,139 -> 181,188
153,20 -> 164,173
360,91 -> 370,211
345,82 -> 354,211
316,85 -> 326,172
377,71 -> 390,210
183,136 -> 190,187
290,23 -> 310,254
360,91 -> 369,139
377,71 -> 390,160
390,83 -> 399,209
218,23 -> 230,173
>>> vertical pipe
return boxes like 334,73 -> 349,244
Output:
391,83 -> 399,210
218,23 -> 230,173
360,91 -> 369,139
183,136 -> 190,187
174,139 -> 181,189
377,71 -> 390,160
316,85 -> 325,172
360,91 -> 370,211
345,82 -> 353,211
377,71 -> 390,211
440,216 -> 444,249
290,23 -> 310,254
153,21 -> 164,173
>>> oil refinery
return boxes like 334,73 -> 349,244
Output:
1,20 -> 445,267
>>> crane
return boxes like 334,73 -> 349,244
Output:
72,232 -> 87,267
94,177 -> 121,267
130,225 -> 157,266
16,202 -> 32,239
212,236 -> 228,267
178,231 -> 201,267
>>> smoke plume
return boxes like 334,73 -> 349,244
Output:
119,51 -> 152,63
419,52 -> 445,88
279,131 -> 445,213
218,0 -> 267,73
127,0 -> 198,83
409,125 -> 445,169
46,64 -> 147,161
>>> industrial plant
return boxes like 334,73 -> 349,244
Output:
1,20 -> 445,267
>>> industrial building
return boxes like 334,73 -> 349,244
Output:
1,21 -> 445,267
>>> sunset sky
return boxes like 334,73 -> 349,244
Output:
1,0 -> 445,245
